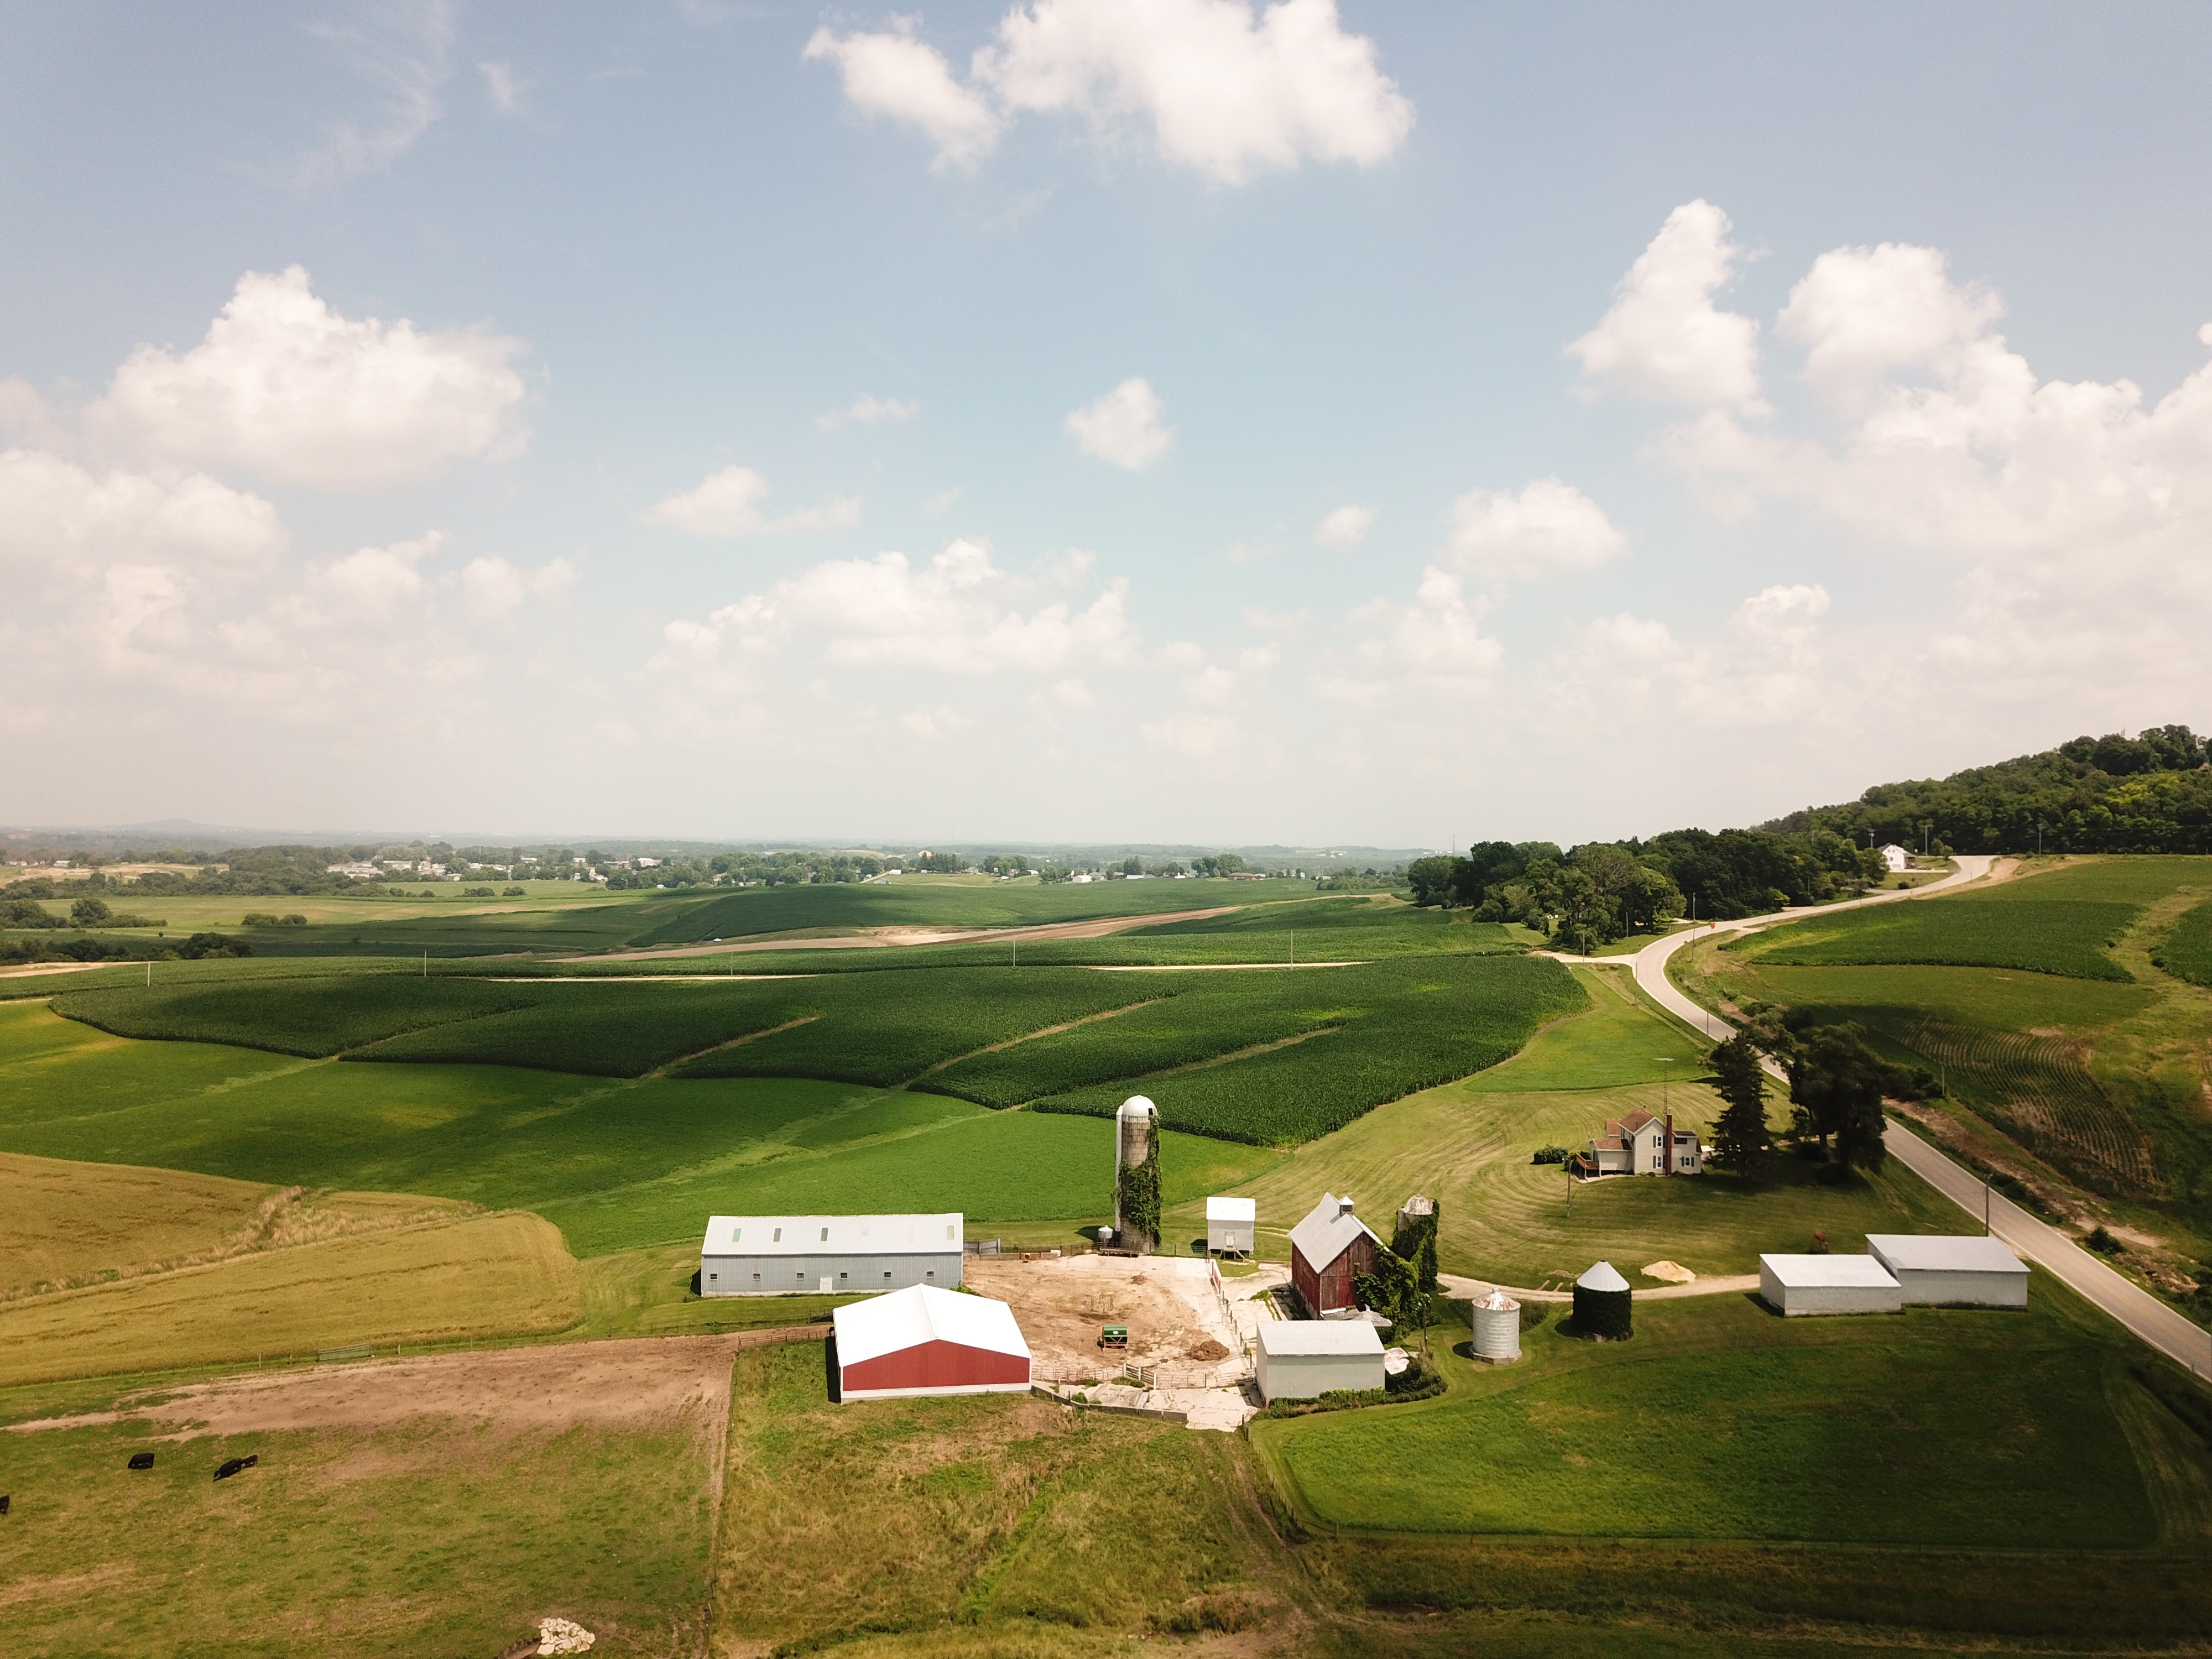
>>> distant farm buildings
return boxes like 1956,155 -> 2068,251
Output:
1878,843 -> 1912,872
830,1284 -> 1031,1402
700,1213 -> 964,1296
1577,1109 -> 1702,1177
1759,1236 -> 2028,1316
1290,1193 -> 1382,1316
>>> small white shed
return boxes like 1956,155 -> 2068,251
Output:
1759,1254 -> 1903,1316
1206,1195 -> 1256,1256
1255,1319 -> 1385,1401
1867,1235 -> 2030,1307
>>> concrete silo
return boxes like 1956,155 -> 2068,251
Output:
1113,1095 -> 1159,1253
1470,1287 -> 1521,1363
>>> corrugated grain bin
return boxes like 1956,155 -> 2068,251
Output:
1471,1287 -> 1521,1363
1573,1260 -> 1632,1340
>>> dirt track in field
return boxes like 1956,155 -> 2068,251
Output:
6,1331 -> 823,1441
562,905 -> 1243,963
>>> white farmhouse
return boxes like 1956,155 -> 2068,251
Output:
1581,1109 -> 1702,1177
1877,844 -> 1911,872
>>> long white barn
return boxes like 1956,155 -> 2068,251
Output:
701,1213 -> 964,1297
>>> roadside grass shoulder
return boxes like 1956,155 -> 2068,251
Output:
1258,1286 -> 2153,1547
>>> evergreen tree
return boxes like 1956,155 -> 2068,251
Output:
1707,1036 -> 1771,1168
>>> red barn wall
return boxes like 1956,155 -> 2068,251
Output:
841,1337 -> 1029,1395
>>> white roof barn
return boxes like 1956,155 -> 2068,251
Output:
1254,1317 -> 1385,1402
1759,1254 -> 1904,1316
700,1212 -> 964,1297
831,1284 -> 1031,1402
1867,1234 -> 2029,1307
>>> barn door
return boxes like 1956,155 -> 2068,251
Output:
820,1276 -> 833,1293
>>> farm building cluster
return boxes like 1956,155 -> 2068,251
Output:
1759,1235 -> 2029,1316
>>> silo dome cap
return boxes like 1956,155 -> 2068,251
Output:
1117,1095 -> 1157,1118
1472,1288 -> 1520,1312
1577,1261 -> 1631,1292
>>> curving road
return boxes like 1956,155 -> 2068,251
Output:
1601,855 -> 2211,1380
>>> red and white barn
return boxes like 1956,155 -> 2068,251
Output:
1290,1192 -> 1383,1316
830,1283 -> 1032,1402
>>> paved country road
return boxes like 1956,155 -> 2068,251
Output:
1584,854 -> 2212,1381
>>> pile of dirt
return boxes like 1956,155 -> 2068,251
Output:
1187,1339 -> 1231,1361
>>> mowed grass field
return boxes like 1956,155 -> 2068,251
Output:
1259,1288 -> 2173,1547
1733,895 -> 2140,979
1197,967 -> 1959,1283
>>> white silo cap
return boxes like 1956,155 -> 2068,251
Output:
1117,1095 -> 1157,1119
1472,1288 -> 1520,1312
1577,1261 -> 1630,1292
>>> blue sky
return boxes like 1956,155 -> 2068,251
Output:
4,2 -> 2209,844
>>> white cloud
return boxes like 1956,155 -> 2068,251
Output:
1571,200 -> 1763,409
90,267 -> 528,491
804,20 -> 1003,169
806,0 -> 1409,185
1445,477 -> 1625,584
1321,565 -> 1500,706
977,0 -> 1412,185
655,538 -> 1140,679
1313,503 -> 1373,550
817,393 -> 921,431
299,1 -> 455,186
312,530 -> 446,613
1777,242 -> 2004,411
479,60 -> 524,116
1728,582 -> 1830,650
461,553 -> 579,614
0,450 -> 287,578
1066,376 -> 1172,469
924,486 -> 963,513
643,466 -> 862,537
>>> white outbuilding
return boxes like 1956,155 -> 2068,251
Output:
1254,1319 -> 1386,1402
700,1213 -> 963,1297
1867,1235 -> 2030,1307
1206,1196 -> 1256,1257
830,1283 -> 1031,1402
1759,1254 -> 1905,1316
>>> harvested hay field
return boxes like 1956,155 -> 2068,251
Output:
964,1254 -> 1243,1387
0,1210 -> 584,1387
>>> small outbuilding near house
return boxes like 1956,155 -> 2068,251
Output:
1206,1195 -> 1255,1256
1867,1235 -> 2030,1307
1255,1318 -> 1386,1401
1759,1253 -> 1904,1316
830,1283 -> 1031,1402
1290,1193 -> 1383,1315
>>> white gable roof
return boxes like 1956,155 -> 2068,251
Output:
702,1213 -> 963,1257
1256,1319 -> 1384,1357
1866,1234 -> 2027,1275
1288,1192 -> 1380,1272
832,1284 -> 1030,1367
1206,1196 -> 1256,1222
1761,1254 -> 1901,1290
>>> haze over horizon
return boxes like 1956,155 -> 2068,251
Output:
6,3 -> 2209,845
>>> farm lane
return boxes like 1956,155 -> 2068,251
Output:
1598,855 -> 2212,1382
557,904 -> 1246,963
1438,1271 -> 1761,1305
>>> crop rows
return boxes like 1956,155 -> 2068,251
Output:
53,976 -> 541,1058
1905,1017 -> 2158,1194
1031,956 -> 1587,1145
2151,898 -> 2212,988
1743,898 -> 2140,982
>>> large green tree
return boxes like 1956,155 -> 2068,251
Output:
1707,1035 -> 1771,1168
1786,1024 -> 1892,1173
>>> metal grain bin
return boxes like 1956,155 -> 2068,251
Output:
1470,1287 -> 1521,1363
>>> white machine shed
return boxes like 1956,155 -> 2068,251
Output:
1759,1254 -> 1903,1316
1206,1196 -> 1256,1256
1867,1235 -> 2030,1307
1255,1319 -> 1385,1402
701,1212 -> 964,1297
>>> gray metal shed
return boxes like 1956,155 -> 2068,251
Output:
1206,1195 -> 1255,1256
701,1212 -> 964,1297
1254,1318 -> 1385,1401
1866,1234 -> 2028,1307
1759,1253 -> 1903,1316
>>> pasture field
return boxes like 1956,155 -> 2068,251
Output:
1259,1287 -> 2170,1547
0,1001 -> 1277,1259
0,1208 -> 581,1386
1199,967 -> 1958,1282
1031,954 -> 1588,1145
3,1152 -> 280,1298
1734,896 -> 2141,979
0,1371 -> 717,1656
